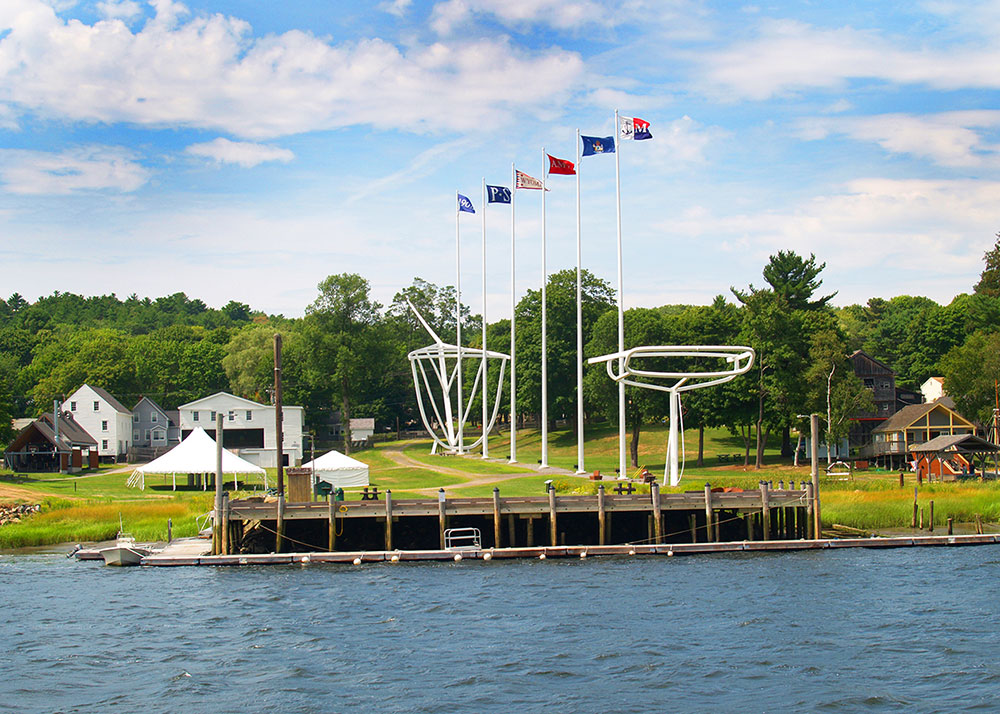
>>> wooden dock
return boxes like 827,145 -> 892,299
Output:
140,533 -> 1000,566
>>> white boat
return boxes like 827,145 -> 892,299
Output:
99,533 -> 152,566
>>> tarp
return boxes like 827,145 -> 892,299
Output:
127,427 -> 267,490
302,449 -> 370,488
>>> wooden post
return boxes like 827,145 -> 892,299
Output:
745,511 -> 753,540
947,517 -> 953,535
384,489 -> 393,551
928,500 -> 934,532
688,513 -> 697,543
759,481 -> 770,541
976,514 -> 983,534
274,333 -> 285,553
327,496 -> 336,552
213,412 -> 223,555
548,484 -> 558,546
912,486 -> 918,529
438,488 -> 447,550
899,472 -> 904,488
167,518 -> 172,544
507,514 -> 516,547
525,516 -> 535,546
597,484 -> 606,545
704,483 -> 713,543
651,481 -> 662,544
810,413 -> 821,537
492,487 -> 502,548
805,482 -> 815,539
221,492 -> 230,555
919,507 -> 924,530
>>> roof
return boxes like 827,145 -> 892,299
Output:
302,449 -> 369,488
133,397 -> 178,426
872,399 -> 969,433
5,412 -> 97,454
127,427 -> 266,489
87,385 -> 131,415
909,434 -> 999,454
178,392 -> 265,410
850,350 -> 894,375
349,418 -> 375,430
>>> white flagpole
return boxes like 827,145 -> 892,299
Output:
614,110 -> 626,478
540,149 -> 549,469
509,164 -> 517,463
481,178 -> 488,459
456,191 -> 464,455
575,129 -> 585,475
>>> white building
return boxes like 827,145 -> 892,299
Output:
64,384 -> 132,461
921,377 -> 945,404
177,392 -> 304,468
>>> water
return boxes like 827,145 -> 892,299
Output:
1,547 -> 998,713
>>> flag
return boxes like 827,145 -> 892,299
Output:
547,154 -> 575,175
515,170 -> 543,190
581,135 -> 615,156
486,185 -> 511,204
620,116 -> 652,140
458,193 -> 475,213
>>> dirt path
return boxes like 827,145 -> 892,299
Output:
379,444 -> 573,494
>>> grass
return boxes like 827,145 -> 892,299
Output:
4,425 -> 999,546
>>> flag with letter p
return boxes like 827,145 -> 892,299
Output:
457,193 -> 475,213
581,135 -> 615,156
486,185 -> 511,204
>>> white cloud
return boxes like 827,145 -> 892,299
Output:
185,138 -> 294,167
96,0 -> 142,20
431,0 -> 610,34
0,146 -> 149,194
0,0 -> 586,139
380,0 -> 412,17
697,19 -> 1000,99
797,111 -> 1000,168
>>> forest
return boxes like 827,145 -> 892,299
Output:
3,242 -> 1000,467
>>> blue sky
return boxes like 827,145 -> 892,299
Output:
2,0 -> 999,317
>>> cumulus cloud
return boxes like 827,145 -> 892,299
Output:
797,111 -> 1000,168
96,0 -> 142,20
697,19 -> 1000,99
0,146 -> 150,195
185,138 -> 294,167
0,0 -> 586,139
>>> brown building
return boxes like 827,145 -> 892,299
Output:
849,350 -> 897,447
4,411 -> 98,473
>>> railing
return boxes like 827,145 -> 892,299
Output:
443,527 -> 482,550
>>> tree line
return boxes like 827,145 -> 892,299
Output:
3,240 -> 1000,466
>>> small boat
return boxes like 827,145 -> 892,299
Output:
99,533 -> 152,566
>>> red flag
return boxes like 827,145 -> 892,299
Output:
546,154 -> 575,176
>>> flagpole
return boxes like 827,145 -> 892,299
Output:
540,148 -> 549,469
481,177 -> 488,459
509,163 -> 517,464
614,110 -> 626,478
575,129 -> 585,475
456,190 -> 464,455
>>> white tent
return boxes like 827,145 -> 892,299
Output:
127,427 -> 267,491
303,449 -> 370,488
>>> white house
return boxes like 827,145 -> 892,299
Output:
177,392 -> 304,468
921,377 -> 945,404
64,384 -> 132,461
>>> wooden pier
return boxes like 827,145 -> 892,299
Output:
215,481 -> 819,555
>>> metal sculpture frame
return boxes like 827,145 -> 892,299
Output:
589,345 -> 755,486
406,301 -> 510,455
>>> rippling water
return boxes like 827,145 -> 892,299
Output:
1,547 -> 998,713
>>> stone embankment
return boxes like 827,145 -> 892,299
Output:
0,504 -> 40,525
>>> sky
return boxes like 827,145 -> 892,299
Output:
2,0 -> 1000,318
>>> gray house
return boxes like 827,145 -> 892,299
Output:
131,396 -> 181,459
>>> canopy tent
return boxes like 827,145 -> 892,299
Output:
127,427 -> 267,490
302,449 -> 370,488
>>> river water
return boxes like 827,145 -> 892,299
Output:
1,546 -> 998,713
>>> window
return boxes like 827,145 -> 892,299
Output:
133,414 -> 139,422
246,411 -> 252,421
228,411 -> 235,421
151,413 -> 157,423
94,401 -> 100,411
211,411 -> 217,421
70,401 -> 77,412
102,440 -> 108,450
102,420 -> 108,431
153,431 -> 164,442
193,411 -> 199,422
145,430 -> 150,440
133,432 -> 139,441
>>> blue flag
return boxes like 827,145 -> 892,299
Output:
581,135 -> 615,156
486,185 -> 511,204
457,193 -> 475,213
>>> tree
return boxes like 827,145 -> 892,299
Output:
974,233 -> 1000,297
940,331 -> 1000,425
304,274 -> 382,453
735,250 -> 836,310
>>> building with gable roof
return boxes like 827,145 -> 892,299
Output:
4,410 -> 98,472
862,398 -> 977,469
64,384 -> 133,461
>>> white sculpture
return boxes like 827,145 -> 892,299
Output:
588,345 -> 755,486
406,301 -> 510,454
